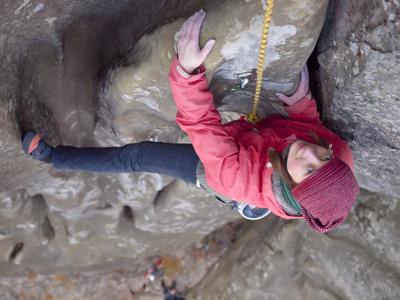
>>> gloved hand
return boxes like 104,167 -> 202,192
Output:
276,65 -> 311,106
177,9 -> 215,75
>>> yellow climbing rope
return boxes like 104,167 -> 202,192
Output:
246,0 -> 275,125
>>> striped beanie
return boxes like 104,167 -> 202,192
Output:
292,157 -> 359,233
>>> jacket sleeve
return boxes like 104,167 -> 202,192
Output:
284,96 -> 322,125
168,57 -> 264,204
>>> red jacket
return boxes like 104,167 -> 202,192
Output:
169,57 -> 354,219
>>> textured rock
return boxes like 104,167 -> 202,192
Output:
0,221 -> 250,299
0,0 -> 329,275
188,191 -> 400,300
1,190 -> 399,299
315,0 -> 400,196
111,0 -> 330,139
0,1 -> 399,300
185,1 -> 400,298
0,190 -> 54,264
1,0 -> 243,275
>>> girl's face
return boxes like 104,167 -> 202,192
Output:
287,140 -> 334,184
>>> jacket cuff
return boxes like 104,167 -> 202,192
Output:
284,96 -> 313,114
171,56 -> 206,80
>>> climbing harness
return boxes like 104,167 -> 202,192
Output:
245,0 -> 274,125
215,196 -> 271,220
231,201 -> 271,220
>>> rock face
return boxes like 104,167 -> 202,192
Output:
315,0 -> 400,196
0,0 -> 329,275
188,190 -> 400,300
0,0 -> 399,298
185,1 -> 398,298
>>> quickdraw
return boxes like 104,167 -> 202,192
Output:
225,68 -> 256,91
225,78 -> 249,91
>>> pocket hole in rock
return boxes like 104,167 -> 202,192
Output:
9,242 -> 24,261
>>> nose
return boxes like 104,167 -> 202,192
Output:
302,146 -> 319,162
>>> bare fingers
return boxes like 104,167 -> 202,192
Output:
180,10 -> 205,40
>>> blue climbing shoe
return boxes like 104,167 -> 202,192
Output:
22,130 -> 53,163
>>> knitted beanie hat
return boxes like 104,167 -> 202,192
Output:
291,157 -> 360,233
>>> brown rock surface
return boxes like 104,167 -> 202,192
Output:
0,0 -> 399,299
0,0 -> 329,273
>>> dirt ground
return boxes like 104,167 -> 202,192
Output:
0,220 -> 250,300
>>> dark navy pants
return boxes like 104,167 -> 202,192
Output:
53,142 -> 200,184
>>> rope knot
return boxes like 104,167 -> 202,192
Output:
245,112 -> 261,125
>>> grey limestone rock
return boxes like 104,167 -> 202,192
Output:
0,0 -> 399,299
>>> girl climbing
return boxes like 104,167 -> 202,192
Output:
23,10 -> 359,233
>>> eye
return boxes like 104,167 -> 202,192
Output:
323,156 -> 332,161
306,167 -> 314,174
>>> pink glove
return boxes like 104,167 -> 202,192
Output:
276,65 -> 311,106
177,10 -> 215,75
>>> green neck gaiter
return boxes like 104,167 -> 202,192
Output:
281,179 -> 302,213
